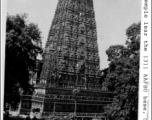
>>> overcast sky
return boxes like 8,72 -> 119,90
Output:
7,0 -> 141,70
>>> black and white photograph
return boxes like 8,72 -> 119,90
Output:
1,0 -> 151,120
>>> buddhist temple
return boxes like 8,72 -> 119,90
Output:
20,0 -> 115,119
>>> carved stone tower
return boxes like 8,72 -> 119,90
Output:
20,0 -> 115,119
41,0 -> 101,89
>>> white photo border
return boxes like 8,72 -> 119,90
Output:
138,0 -> 151,120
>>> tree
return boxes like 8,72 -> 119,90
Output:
4,13 -> 42,110
102,22 -> 140,120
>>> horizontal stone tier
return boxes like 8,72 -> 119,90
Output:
20,108 -> 31,115
42,73 -> 100,79
42,112 -> 106,118
45,56 -> 100,64
21,95 -> 113,104
52,18 -> 96,25
21,95 -> 44,102
42,72 -> 101,78
56,10 -> 94,18
56,5 -> 94,12
57,43 -> 97,47
21,97 -> 111,113
43,99 -> 112,105
20,104 -> 106,118
48,31 -> 96,37
51,20 -> 96,29
56,3 -> 94,10
56,29 -> 96,35
47,35 -> 97,42
54,48 -> 99,54
33,87 -> 115,97
43,103 -> 105,113
51,47 -> 97,51
55,37 -> 97,42
34,84 -> 104,91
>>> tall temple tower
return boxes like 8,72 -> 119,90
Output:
41,0 -> 101,89
20,0 -> 115,119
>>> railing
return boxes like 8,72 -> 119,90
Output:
21,95 -> 32,100
43,112 -> 106,118
20,108 -> 31,115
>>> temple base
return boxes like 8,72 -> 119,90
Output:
20,109 -> 107,120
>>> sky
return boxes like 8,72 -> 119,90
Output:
6,0 -> 141,70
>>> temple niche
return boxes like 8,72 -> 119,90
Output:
20,0 -> 115,119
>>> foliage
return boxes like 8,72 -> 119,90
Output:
102,22 -> 140,120
5,13 -> 42,109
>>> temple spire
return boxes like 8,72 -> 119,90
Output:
39,0 -> 101,89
